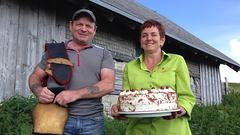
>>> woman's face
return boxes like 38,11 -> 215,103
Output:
140,26 -> 165,53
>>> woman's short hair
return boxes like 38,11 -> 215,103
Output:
140,19 -> 165,38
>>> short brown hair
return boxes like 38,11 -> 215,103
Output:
140,19 -> 165,38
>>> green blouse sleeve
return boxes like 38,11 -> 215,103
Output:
176,56 -> 196,119
122,64 -> 130,90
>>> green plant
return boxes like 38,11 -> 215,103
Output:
229,83 -> 240,93
190,92 -> 240,135
0,95 -> 37,135
104,116 -> 128,135
222,91 -> 240,107
1,90 -> 240,135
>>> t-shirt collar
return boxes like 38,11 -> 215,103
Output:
65,40 -> 93,51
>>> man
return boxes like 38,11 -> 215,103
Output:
29,9 -> 115,135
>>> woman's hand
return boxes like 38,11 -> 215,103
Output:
162,106 -> 186,120
111,104 -> 127,120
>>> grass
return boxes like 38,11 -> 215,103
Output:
104,117 -> 128,135
190,92 -> 240,135
229,83 -> 240,92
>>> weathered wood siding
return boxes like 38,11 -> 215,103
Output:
200,62 -> 222,105
0,0 -> 18,101
93,26 -> 134,94
0,0 -> 224,106
186,59 -> 201,103
0,0 -> 66,101
113,61 -> 126,94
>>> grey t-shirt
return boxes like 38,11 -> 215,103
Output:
38,44 -> 114,117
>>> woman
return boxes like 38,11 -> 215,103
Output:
111,19 -> 196,135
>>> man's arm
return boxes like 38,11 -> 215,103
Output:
54,68 -> 115,106
29,66 -> 55,103
29,66 -> 45,95
82,68 -> 115,97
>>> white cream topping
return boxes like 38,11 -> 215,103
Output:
119,88 -> 178,112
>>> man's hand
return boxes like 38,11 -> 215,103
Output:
54,90 -> 80,106
162,106 -> 186,120
29,66 -> 55,103
36,87 -> 55,103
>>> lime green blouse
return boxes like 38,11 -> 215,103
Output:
123,52 -> 196,135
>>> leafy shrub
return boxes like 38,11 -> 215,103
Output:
190,93 -> 240,135
229,83 -> 240,93
1,92 -> 240,135
222,91 -> 240,107
190,105 -> 228,135
0,95 -> 37,135
0,95 -> 127,135
104,117 -> 128,135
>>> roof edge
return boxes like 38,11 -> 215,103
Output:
90,0 -> 144,23
90,0 -> 240,71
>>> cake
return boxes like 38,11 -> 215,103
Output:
118,87 -> 178,112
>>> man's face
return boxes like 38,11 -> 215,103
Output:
70,17 -> 96,45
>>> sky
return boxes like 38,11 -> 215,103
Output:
137,0 -> 240,83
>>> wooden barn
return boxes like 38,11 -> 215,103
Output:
0,0 -> 240,106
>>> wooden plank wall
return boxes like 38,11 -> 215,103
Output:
113,61 -> 126,95
0,0 -> 224,106
200,62 -> 222,105
0,0 -> 20,101
0,0 -> 66,101
185,59 -> 201,103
